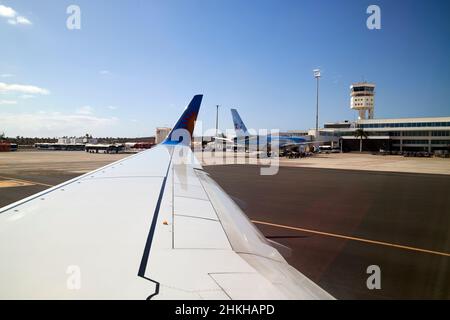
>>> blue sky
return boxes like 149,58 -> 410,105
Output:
0,0 -> 449,137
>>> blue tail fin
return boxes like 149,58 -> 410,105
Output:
231,108 -> 249,137
163,95 -> 203,145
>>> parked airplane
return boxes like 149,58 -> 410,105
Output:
204,132 -> 234,151
0,95 -> 332,299
231,108 -> 318,154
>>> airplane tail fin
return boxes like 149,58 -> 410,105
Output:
231,108 -> 249,137
163,94 -> 203,145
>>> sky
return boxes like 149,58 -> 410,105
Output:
0,0 -> 449,138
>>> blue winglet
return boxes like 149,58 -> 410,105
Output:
162,94 -> 203,145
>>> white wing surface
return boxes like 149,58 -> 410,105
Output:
0,95 -> 333,300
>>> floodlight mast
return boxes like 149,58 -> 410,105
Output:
313,69 -> 321,136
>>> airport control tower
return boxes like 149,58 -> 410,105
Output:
350,82 -> 375,120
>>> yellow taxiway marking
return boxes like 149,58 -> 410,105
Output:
0,175 -> 54,188
0,180 -> 35,188
252,220 -> 450,257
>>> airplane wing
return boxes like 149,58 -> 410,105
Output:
0,95 -> 333,300
211,136 -> 233,142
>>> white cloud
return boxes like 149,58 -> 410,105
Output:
0,5 -> 16,18
0,100 -> 17,105
0,4 -> 31,25
0,112 -> 119,137
21,94 -> 35,99
76,105 -> 94,115
0,74 -> 14,78
99,70 -> 111,75
107,105 -> 118,110
16,16 -> 31,25
0,82 -> 49,95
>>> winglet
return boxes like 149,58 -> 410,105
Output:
231,108 -> 249,137
163,94 -> 203,145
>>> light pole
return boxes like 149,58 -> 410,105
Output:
313,69 -> 321,138
215,105 -> 219,137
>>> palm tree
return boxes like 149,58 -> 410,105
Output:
354,128 -> 369,152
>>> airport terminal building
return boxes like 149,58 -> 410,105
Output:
309,83 -> 450,153
320,117 -> 450,152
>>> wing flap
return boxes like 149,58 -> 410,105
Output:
174,196 -> 218,220
174,215 -> 231,249
210,273 -> 286,300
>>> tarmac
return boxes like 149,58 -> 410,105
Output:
0,150 -> 449,299
205,164 -> 450,299
196,151 -> 450,175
